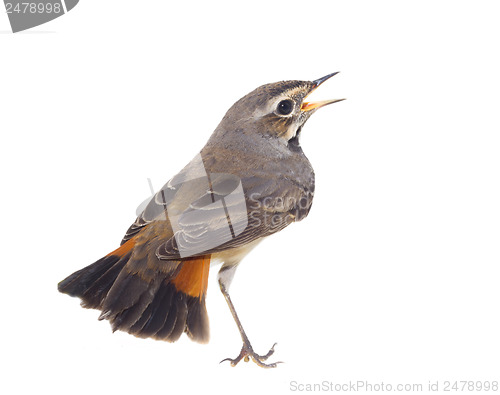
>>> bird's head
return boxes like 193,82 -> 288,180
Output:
215,72 -> 344,147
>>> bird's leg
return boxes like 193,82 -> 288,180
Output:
218,279 -> 281,368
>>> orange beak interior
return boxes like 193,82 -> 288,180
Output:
301,72 -> 345,112
301,98 -> 345,112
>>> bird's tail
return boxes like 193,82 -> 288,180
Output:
58,237 -> 210,343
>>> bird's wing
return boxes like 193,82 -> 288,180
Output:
121,157 -> 310,260
154,172 -> 310,260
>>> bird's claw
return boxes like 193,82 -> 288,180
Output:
221,342 -> 282,368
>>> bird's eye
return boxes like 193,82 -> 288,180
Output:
277,100 -> 294,115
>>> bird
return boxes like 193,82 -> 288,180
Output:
58,72 -> 344,368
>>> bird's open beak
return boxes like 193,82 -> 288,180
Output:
301,72 -> 345,112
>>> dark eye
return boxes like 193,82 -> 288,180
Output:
277,99 -> 293,115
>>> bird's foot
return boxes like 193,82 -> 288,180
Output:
221,342 -> 282,368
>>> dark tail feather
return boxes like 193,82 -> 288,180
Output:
121,279 -> 209,343
58,254 -> 129,309
58,237 -> 138,309
58,247 -> 210,344
186,296 -> 210,343
104,271 -> 210,343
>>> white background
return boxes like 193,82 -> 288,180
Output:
1,1 -> 499,394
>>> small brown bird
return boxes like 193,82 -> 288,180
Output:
58,73 -> 343,368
